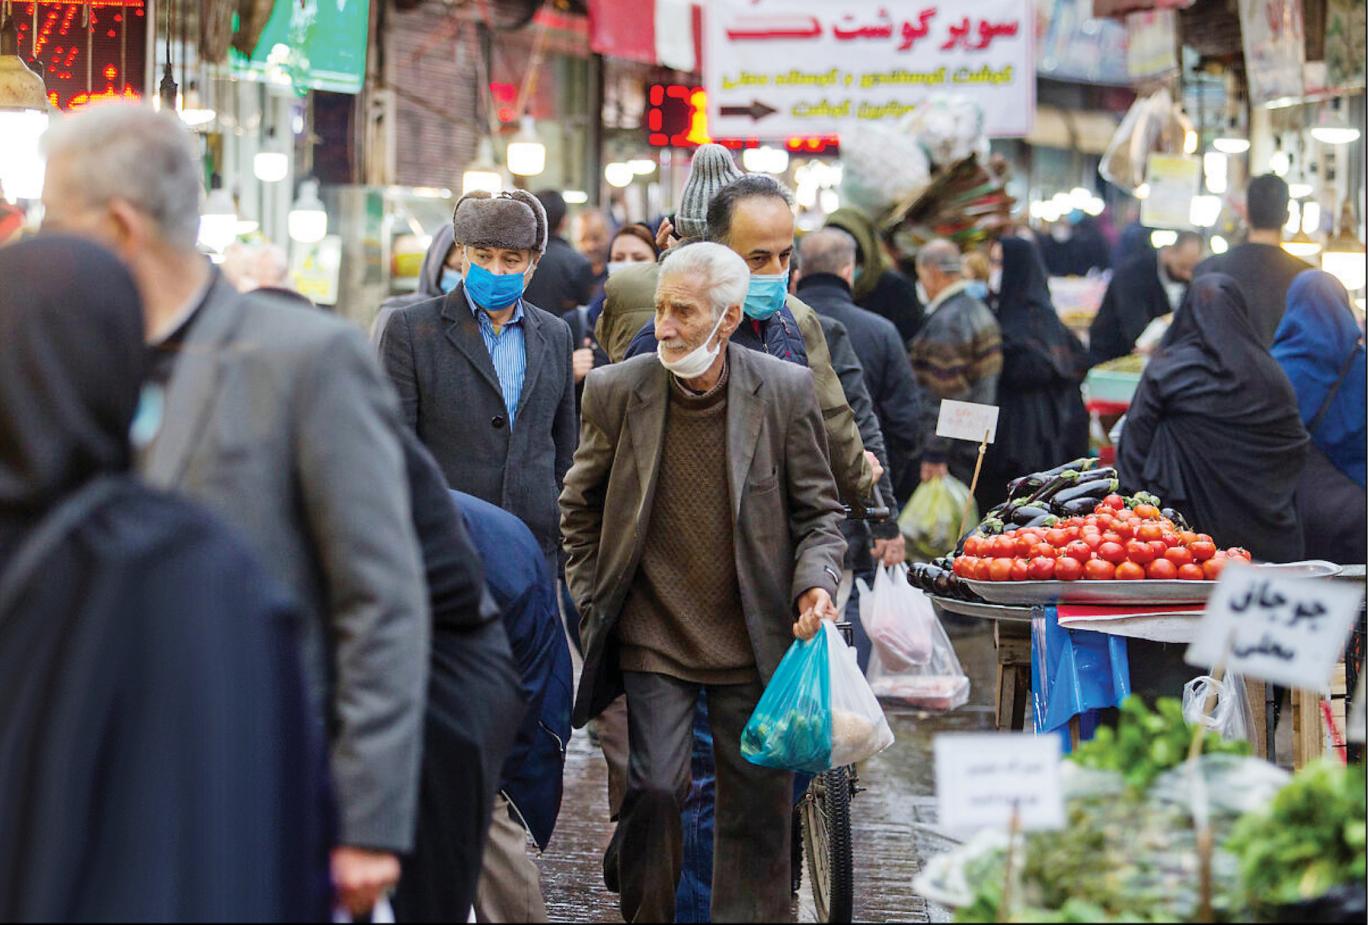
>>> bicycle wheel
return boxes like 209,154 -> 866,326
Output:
790,805 -> 805,897
801,766 -> 854,923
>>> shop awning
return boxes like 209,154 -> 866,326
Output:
589,0 -> 701,73
1025,105 -> 1120,154
1092,0 -> 1193,18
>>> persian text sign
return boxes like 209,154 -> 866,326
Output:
936,400 -> 999,444
1186,566 -> 1363,693
935,734 -> 1065,831
704,0 -> 1035,140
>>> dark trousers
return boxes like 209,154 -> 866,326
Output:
619,671 -> 793,924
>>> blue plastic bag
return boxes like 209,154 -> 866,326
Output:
741,627 -> 833,773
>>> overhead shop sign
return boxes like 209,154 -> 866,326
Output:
703,0 -> 1035,140
231,0 -> 370,95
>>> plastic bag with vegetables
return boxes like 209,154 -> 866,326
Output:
741,622 -> 893,772
900,474 -> 977,560
858,564 -> 934,671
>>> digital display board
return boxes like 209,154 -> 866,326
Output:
11,1 -> 147,112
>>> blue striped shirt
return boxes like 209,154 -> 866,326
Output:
465,291 -> 527,429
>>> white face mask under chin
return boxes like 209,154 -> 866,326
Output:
657,311 -> 728,380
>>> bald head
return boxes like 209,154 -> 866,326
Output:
798,228 -> 858,284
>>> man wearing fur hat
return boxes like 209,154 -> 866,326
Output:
382,190 -> 578,576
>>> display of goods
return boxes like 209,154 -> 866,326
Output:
882,154 -> 1016,258
1226,759 -> 1367,919
1091,353 -> 1147,375
838,120 -> 932,219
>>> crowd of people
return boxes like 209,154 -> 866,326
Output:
1,99 -> 1364,924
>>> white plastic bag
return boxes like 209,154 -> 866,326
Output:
866,594 -> 970,711
1182,674 -> 1255,743
824,621 -> 895,766
858,564 -> 934,671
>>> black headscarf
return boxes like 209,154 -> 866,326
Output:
979,237 -> 1089,508
0,236 -> 145,539
1118,274 -> 1309,561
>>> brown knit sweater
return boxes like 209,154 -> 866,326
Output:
617,363 -> 756,684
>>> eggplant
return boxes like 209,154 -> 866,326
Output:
1053,476 -> 1120,507
1059,497 -> 1103,516
1024,513 -> 1059,528
932,569 -> 953,596
1009,505 -> 1052,525
1007,473 -> 1047,499
1036,457 -> 1099,480
1162,507 -> 1190,530
1024,470 -> 1083,506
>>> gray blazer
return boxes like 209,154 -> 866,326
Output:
142,276 -> 430,854
380,283 -> 578,557
560,344 -> 847,727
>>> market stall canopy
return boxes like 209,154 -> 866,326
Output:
1026,105 -> 1120,155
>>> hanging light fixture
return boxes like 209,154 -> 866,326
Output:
0,10 -> 51,201
1282,229 -> 1322,258
198,175 -> 238,253
506,115 -> 546,178
1322,199 -> 1366,293
254,127 -> 289,183
288,179 -> 328,244
1210,235 -> 1229,254
1190,195 -> 1223,228
179,80 -> 216,128
604,162 -> 634,188
1203,152 -> 1228,195
1268,144 -> 1291,177
1311,99 -> 1361,146
462,137 -> 503,195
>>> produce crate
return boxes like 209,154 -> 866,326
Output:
1084,368 -> 1143,405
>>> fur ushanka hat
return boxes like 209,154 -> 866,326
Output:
451,189 -> 549,255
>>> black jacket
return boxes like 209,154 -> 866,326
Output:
1088,250 -> 1179,368
523,235 -> 596,315
800,273 -> 925,506
1194,243 -> 1312,348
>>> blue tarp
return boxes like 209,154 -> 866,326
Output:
1031,605 -> 1132,752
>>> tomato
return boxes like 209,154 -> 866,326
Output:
1055,557 -> 1085,581
1134,504 -> 1162,520
1045,528 -> 1070,548
1202,557 -> 1226,580
1126,540 -> 1157,564
964,536 -> 985,557
1083,516 -> 1100,528
1146,558 -> 1178,580
1028,556 -> 1056,580
1226,547 -> 1253,562
1164,546 -> 1194,567
1178,563 -> 1206,581
1136,523 -> 1164,542
972,558 -> 994,581
1084,559 -> 1117,581
1179,531 -> 1199,546
1065,526 -> 1082,541
1013,535 -> 1034,558
1115,561 -> 1146,580
1148,540 -> 1170,558
1162,532 -> 1183,548
1081,525 -> 1102,538
1095,513 -> 1116,529
1010,559 -> 1031,581
1100,494 -> 1125,510
1189,541 -> 1217,562
1031,543 -> 1059,559
1098,541 -> 1128,564
989,558 -> 1015,582
1102,531 -> 1123,545
1018,530 -> 1043,547
1112,521 -> 1135,541
953,556 -> 973,577
992,535 -> 1017,558
1083,533 -> 1105,552
1065,540 -> 1094,562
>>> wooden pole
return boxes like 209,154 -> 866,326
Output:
1187,660 -> 1226,925
960,429 -> 991,538
999,801 -> 1022,924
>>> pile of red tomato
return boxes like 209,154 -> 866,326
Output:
952,495 -> 1253,582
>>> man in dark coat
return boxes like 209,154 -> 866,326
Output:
1088,231 -> 1202,367
524,189 -> 597,314
381,190 -> 578,567
825,207 -> 925,347
1194,174 -> 1312,347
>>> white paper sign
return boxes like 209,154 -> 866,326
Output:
936,400 -> 999,444
1186,565 -> 1364,694
935,734 -> 1064,832
704,0 -> 1036,140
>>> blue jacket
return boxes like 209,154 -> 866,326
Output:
453,491 -> 573,851
624,305 -> 810,366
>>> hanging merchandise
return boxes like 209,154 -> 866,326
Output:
839,120 -> 931,218
1099,88 -> 1195,196
1182,674 -> 1256,743
900,474 -> 978,561
1239,0 -> 1307,106
865,600 -> 970,711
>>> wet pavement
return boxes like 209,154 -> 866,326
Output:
537,623 -> 1000,923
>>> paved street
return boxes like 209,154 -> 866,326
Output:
538,624 -> 1001,923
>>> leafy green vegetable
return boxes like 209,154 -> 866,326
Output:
1069,696 -> 1249,791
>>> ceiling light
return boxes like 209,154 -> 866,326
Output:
198,182 -> 238,253
604,162 -> 634,188
1133,183 -> 1151,200
1212,136 -> 1250,155
563,190 -> 589,205
1323,200 -> 1366,292
1069,187 -> 1092,210
1269,150 -> 1291,176
1288,182 -> 1314,199
628,159 -> 657,176
742,146 -> 790,175
1300,201 -> 1321,234
0,15 -> 51,201
1203,152 -> 1228,195
1190,195 -> 1222,228
506,116 -> 546,178
1285,200 -> 1301,235
1282,230 -> 1322,258
1083,197 -> 1105,217
1183,129 -> 1198,155
1150,230 -> 1178,247
1311,99 -> 1361,145
1210,235 -> 1229,254
462,138 -> 503,195
288,179 -> 328,245
178,81 -> 215,128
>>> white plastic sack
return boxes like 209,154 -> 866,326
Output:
858,564 -> 934,671
824,621 -> 895,766
866,591 -> 970,712
838,121 -> 931,218
1182,674 -> 1256,743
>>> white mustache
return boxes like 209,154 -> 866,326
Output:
660,338 -> 689,350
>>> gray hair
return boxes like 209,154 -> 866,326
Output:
657,242 -> 749,320
41,101 -> 203,252
915,238 -> 963,274
706,174 -> 794,245
799,228 -> 858,277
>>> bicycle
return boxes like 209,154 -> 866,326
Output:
791,490 -> 891,923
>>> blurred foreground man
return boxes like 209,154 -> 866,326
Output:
40,102 -> 430,917
561,243 -> 846,922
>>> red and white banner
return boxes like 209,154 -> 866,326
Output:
589,0 -> 701,72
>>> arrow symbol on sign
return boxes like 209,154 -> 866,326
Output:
720,99 -> 779,121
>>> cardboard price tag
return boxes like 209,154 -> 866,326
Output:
1186,565 -> 1363,694
934,734 -> 1064,832
936,400 -> 999,444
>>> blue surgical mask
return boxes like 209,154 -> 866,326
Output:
965,280 -> 989,301
744,271 -> 790,320
129,383 -> 165,450
439,267 -> 462,294
464,260 -> 528,310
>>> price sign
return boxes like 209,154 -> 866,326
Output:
935,734 -> 1064,831
1186,566 -> 1363,694
936,400 -> 999,444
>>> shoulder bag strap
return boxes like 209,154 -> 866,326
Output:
1306,346 -> 1362,437
0,478 -> 123,620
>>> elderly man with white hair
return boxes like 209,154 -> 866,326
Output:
40,101 -> 429,917
560,242 -> 846,922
